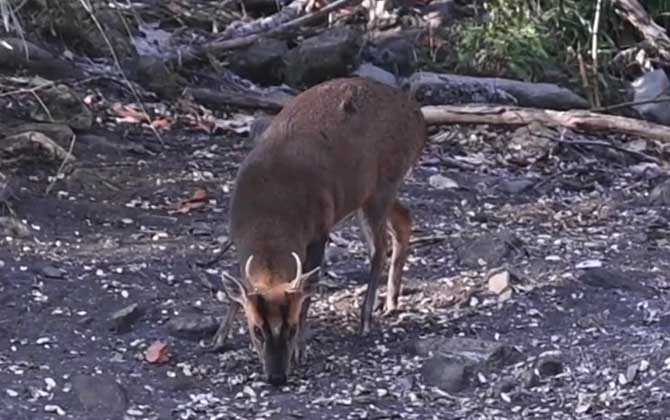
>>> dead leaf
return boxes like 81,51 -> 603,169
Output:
112,103 -> 149,124
145,341 -> 170,364
83,94 -> 98,106
151,117 -> 174,131
169,187 -> 209,215
189,187 -> 208,202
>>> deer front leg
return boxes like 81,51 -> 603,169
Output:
211,304 -> 238,351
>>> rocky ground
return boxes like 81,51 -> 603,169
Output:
3,106 -> 670,420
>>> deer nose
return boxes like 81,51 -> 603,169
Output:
268,373 -> 287,386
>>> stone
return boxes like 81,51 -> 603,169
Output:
575,259 -> 603,269
4,123 -> 75,147
29,84 -> 93,130
631,69 -> 670,126
421,355 -> 469,392
41,265 -> 65,279
488,270 -> 511,295
413,337 -> 523,367
284,26 -> 362,88
131,55 -> 182,99
229,38 -> 289,86
649,178 -> 670,206
353,63 -> 399,88
428,174 -> 459,190
415,337 -> 523,393
72,374 -> 127,419
457,232 -> 526,269
362,32 -> 418,77
107,303 -> 144,334
166,314 -> 219,341
629,162 -> 663,181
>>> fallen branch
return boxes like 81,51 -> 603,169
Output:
167,0 -> 360,65
219,0 -> 310,40
421,105 -> 670,143
613,0 -> 670,63
534,129 -> 661,164
593,95 -> 670,113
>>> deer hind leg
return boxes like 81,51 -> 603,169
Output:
384,200 -> 412,315
356,208 -> 375,259
294,236 -> 328,365
359,194 -> 393,334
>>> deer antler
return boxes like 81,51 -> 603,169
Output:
291,252 -> 303,283
244,255 -> 254,278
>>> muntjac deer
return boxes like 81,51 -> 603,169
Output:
215,77 -> 427,385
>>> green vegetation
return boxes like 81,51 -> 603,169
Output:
453,0 -> 619,84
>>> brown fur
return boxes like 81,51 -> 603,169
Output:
219,77 -> 427,385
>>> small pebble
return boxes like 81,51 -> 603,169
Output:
45,377 -> 57,391
44,404 -> 66,416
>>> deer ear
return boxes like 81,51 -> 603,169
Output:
221,271 -> 248,305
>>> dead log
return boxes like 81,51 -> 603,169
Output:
408,72 -> 589,111
185,87 -> 292,111
0,37 -> 83,79
166,0 -> 360,65
613,0 -> 670,63
421,104 -> 670,143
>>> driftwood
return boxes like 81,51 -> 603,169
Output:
421,105 -> 670,143
613,0 -> 670,63
167,0 -> 360,65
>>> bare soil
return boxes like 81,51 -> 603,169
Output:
2,120 -> 670,420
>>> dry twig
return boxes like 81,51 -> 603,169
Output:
167,0 -> 361,65
45,134 -> 77,195
590,0 -> 603,108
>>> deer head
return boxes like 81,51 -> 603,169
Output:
222,252 -> 319,385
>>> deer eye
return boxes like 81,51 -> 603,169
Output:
253,326 -> 264,342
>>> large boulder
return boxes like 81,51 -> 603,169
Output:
631,69 -> 670,126
229,38 -> 289,86
283,26 -> 363,88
